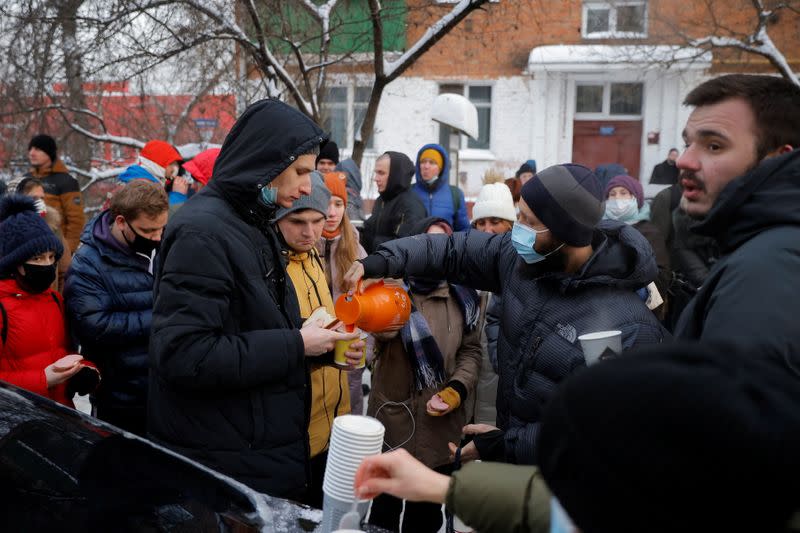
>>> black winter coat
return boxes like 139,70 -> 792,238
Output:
148,99 -> 326,498
360,151 -> 426,253
675,150 -> 800,362
64,212 -> 154,413
361,221 -> 667,465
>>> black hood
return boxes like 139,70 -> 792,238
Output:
208,99 -> 326,216
692,149 -> 800,253
335,158 -> 362,193
554,219 -> 657,292
408,216 -> 450,237
380,151 -> 415,201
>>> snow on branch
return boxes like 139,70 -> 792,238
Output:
68,123 -> 145,149
70,164 -> 124,193
690,12 -> 799,87
383,0 -> 488,80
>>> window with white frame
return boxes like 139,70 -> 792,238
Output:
438,84 -> 492,150
575,82 -> 644,118
582,1 -> 647,38
321,86 -> 374,150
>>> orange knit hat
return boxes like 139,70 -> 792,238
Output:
140,140 -> 182,169
419,148 -> 443,169
324,172 -> 348,206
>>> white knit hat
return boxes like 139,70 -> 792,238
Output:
471,183 -> 516,223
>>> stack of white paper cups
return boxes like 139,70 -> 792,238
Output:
320,415 -> 385,533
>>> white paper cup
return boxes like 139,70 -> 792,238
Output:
578,330 -> 622,366
323,415 -> 385,506
320,493 -> 369,533
333,414 -> 385,437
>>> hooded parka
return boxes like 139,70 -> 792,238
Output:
360,152 -> 426,254
675,149 -> 800,360
148,99 -> 326,498
411,143 -> 470,231
360,220 -> 667,465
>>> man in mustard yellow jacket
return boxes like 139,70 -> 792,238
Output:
275,171 -> 351,507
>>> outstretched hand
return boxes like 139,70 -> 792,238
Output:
355,449 -> 450,503
45,354 -> 84,387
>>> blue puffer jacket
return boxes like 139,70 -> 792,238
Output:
361,221 -> 667,465
411,143 -> 470,231
64,211 -> 155,412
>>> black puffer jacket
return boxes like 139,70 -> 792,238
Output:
675,150 -> 800,361
360,151 -> 426,253
148,99 -> 325,498
361,221 -> 667,465
64,212 -> 154,418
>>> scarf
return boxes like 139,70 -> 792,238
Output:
400,280 -> 481,390
322,227 -> 341,239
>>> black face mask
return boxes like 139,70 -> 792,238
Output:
16,262 -> 56,294
123,221 -> 160,256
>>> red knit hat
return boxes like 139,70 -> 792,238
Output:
323,172 -> 348,206
183,148 -> 221,185
140,140 -> 182,169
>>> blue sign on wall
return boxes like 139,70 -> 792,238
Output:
599,126 -> 615,136
194,118 -> 218,129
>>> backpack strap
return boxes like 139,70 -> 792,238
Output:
450,185 -> 462,215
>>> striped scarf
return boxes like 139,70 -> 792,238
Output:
401,279 -> 480,390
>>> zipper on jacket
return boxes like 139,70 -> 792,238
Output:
394,212 -> 406,236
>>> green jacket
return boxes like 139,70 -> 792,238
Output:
445,462 -> 550,533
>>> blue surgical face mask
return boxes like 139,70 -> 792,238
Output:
550,497 -> 577,533
605,198 -> 639,223
259,185 -> 277,206
511,222 -> 564,264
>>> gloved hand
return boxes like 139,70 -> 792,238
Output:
66,365 -> 101,397
426,386 -> 461,416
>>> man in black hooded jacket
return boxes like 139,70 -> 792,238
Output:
148,99 -> 360,499
360,151 -> 426,253
673,74 -> 800,362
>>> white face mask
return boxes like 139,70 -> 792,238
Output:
605,198 -> 639,222
34,198 -> 47,215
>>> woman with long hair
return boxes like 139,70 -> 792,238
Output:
316,171 -> 370,414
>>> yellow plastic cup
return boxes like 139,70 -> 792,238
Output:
334,333 -> 367,369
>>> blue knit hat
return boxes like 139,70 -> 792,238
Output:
520,163 -> 604,247
0,195 -> 63,274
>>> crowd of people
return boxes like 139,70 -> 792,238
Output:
0,73 -> 799,532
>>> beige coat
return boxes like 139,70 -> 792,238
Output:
367,284 -> 482,469
44,208 -> 72,293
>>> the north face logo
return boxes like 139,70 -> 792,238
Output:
556,323 -> 577,343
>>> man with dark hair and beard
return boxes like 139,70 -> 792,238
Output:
673,74 -> 800,360
344,163 -> 667,466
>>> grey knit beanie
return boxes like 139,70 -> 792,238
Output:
274,171 -> 331,220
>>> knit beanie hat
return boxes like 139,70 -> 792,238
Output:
0,195 -> 63,274
183,147 -> 221,185
471,183 -> 516,224
419,148 -> 444,170
605,174 -> 644,208
323,172 -> 348,206
140,140 -> 182,169
28,134 -> 57,164
275,171 -> 331,220
520,163 -> 604,247
316,140 -> 340,166
515,160 -> 536,178
538,341 -> 800,533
